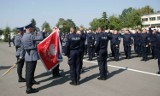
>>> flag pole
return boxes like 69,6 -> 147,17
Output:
0,64 -> 17,79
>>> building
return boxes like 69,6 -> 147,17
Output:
141,13 -> 160,29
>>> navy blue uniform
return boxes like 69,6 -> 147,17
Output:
133,32 -> 142,56
65,33 -> 82,84
149,29 -> 157,59
111,34 -> 121,60
155,33 -> 160,73
87,32 -> 95,60
140,33 -> 150,61
95,32 -> 111,79
121,33 -> 133,59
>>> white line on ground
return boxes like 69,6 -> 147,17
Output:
83,60 -> 160,77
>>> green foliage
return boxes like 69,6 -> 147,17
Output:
109,15 -> 122,30
3,26 -> 11,42
0,29 -> 3,35
56,18 -> 76,33
137,5 -> 154,15
90,18 -> 101,31
31,18 -> 36,29
41,21 -> 52,33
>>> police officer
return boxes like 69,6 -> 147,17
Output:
121,29 -> 133,59
141,29 -> 150,61
65,27 -> 82,85
95,27 -> 111,80
87,30 -> 95,61
8,34 -> 11,47
22,23 -> 43,94
111,30 -> 121,61
14,27 -> 25,82
133,29 -> 142,56
79,28 -> 86,72
150,29 -> 158,59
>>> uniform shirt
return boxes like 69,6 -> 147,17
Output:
140,33 -> 150,47
111,34 -> 121,45
155,32 -> 160,49
14,34 -> 23,57
65,33 -> 82,56
95,32 -> 111,52
133,32 -> 141,45
87,32 -> 95,47
22,32 -> 43,61
121,33 -> 133,46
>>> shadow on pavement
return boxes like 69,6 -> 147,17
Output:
0,65 -> 12,70
37,70 -> 70,91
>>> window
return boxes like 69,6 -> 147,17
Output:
149,17 -> 156,21
142,18 -> 148,21
157,16 -> 160,20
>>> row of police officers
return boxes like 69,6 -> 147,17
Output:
64,26 -> 160,85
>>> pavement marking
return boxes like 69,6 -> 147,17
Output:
83,60 -> 160,77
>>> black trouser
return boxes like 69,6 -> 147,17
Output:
137,44 -> 142,56
134,43 -> 137,53
124,45 -> 131,58
16,56 -> 25,79
68,50 -> 81,82
97,49 -> 107,78
26,61 -> 37,87
151,46 -> 157,58
52,64 -> 60,75
142,46 -> 148,59
112,45 -> 119,59
88,47 -> 94,60
79,50 -> 84,70
111,43 -> 114,57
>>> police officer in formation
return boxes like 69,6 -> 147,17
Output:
65,27 -> 83,85
86,30 -> 95,61
14,27 -> 25,82
121,29 -> 133,59
150,29 -> 158,59
22,23 -> 43,94
141,29 -> 150,61
95,27 -> 111,80
133,29 -> 142,57
110,30 -> 121,61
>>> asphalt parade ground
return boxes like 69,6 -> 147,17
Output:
0,42 -> 160,96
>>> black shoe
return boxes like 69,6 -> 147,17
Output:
127,57 -> 131,59
32,80 -> 40,85
26,88 -> 39,94
157,72 -> 160,74
125,57 -> 128,59
18,78 -> 26,82
69,81 -> 77,86
97,77 -> 106,80
76,81 -> 80,85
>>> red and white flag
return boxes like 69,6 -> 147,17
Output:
37,28 -> 63,71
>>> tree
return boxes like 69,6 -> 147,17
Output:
101,12 -> 109,30
31,18 -> 36,29
41,21 -> 52,33
109,15 -> 122,30
56,18 -> 76,33
119,7 -> 136,27
138,5 -> 154,15
89,18 -> 101,31
128,10 -> 141,28
0,29 -> 3,35
3,26 -> 11,42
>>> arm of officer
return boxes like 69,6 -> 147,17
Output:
64,36 -> 70,57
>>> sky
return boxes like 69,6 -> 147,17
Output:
0,0 -> 160,29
